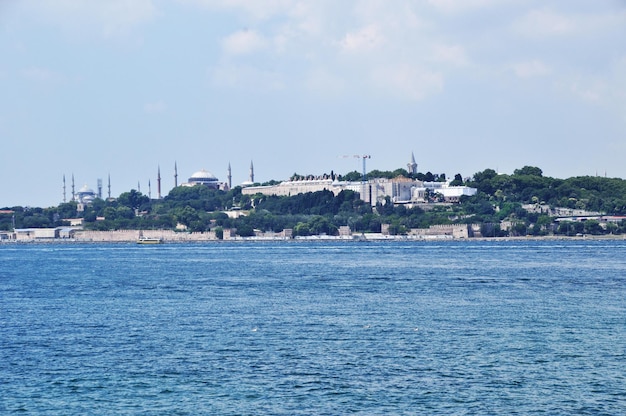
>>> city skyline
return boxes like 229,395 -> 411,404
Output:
1,1 -> 625,207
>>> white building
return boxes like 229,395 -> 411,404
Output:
242,176 -> 477,205
181,169 -> 228,190
412,181 -> 477,203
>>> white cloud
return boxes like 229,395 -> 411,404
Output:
188,0 -> 624,106
21,67 -> 56,82
305,67 -> 345,97
430,44 -> 469,67
210,64 -> 286,91
510,60 -> 551,78
178,0 -> 294,21
222,30 -> 268,55
144,100 -> 167,114
339,24 -> 384,53
572,80 -> 606,103
512,7 -> 626,39
427,0 -> 502,14
371,64 -> 443,101
18,0 -> 157,39
513,8 -> 575,37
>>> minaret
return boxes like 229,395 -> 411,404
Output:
148,179 -> 152,199
71,174 -> 75,201
249,160 -> 254,183
157,166 -> 162,199
407,152 -> 417,175
62,174 -> 66,203
227,163 -> 232,190
138,181 -> 141,193
174,161 -> 178,187
107,174 -> 111,199
97,178 -> 102,199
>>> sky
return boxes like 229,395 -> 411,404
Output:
1,0 -> 625,208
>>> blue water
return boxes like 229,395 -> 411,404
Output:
1,240 -> 625,415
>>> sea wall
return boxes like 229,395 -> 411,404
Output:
74,230 -> 218,242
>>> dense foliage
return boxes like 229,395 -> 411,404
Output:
3,165 -> 626,237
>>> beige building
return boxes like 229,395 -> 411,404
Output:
243,175 -> 477,206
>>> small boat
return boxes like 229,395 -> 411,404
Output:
137,237 -> 163,244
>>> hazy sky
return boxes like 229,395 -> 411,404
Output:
1,0 -> 625,207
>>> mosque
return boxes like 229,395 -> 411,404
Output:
63,160 -> 255,205
62,154 -> 474,208
182,169 -> 223,189
177,160 -> 254,191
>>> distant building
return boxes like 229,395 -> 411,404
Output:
242,175 -> 476,206
412,181 -> 477,203
181,169 -> 228,190
407,152 -> 417,175
74,184 -> 97,212
241,160 -> 255,187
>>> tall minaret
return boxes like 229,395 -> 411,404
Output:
174,161 -> 178,187
249,160 -> 254,183
71,174 -> 75,201
107,174 -> 111,199
157,166 -> 162,199
407,152 -> 417,175
97,178 -> 102,199
138,181 -> 141,193
148,179 -> 152,199
63,174 -> 66,203
227,163 -> 232,190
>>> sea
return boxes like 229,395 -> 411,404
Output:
1,240 -> 625,415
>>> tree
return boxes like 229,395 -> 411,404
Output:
175,206 -> 200,228
118,190 -> 149,211
293,222 -> 310,236
236,223 -> 254,237
472,168 -> 498,183
341,171 -> 363,182
450,173 -> 463,186
514,166 -> 543,177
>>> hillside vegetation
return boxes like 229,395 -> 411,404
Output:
3,166 -> 626,237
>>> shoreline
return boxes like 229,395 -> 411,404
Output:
2,233 -> 626,244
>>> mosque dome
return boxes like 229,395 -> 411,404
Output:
190,169 -> 217,181
185,169 -> 220,189
78,184 -> 95,194
75,184 -> 96,204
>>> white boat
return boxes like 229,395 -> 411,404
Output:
137,236 -> 163,244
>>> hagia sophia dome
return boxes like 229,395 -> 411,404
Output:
183,169 -> 220,189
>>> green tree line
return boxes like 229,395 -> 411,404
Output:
3,165 -> 626,237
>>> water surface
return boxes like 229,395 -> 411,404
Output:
1,240 -> 625,414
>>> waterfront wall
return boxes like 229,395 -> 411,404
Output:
74,230 -> 218,242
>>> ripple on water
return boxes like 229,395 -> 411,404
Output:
1,240 -> 625,415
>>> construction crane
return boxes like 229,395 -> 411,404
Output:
339,154 -> 371,203
340,154 -> 371,182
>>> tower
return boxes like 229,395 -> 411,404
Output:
249,160 -> 254,183
71,174 -> 75,201
97,178 -> 102,199
174,161 -> 178,187
157,166 -> 162,199
227,163 -> 232,190
108,174 -> 111,199
407,152 -> 417,175
148,179 -> 151,199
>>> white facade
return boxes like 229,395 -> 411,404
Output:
181,169 -> 228,190
412,181 -> 477,202
242,176 -> 477,205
